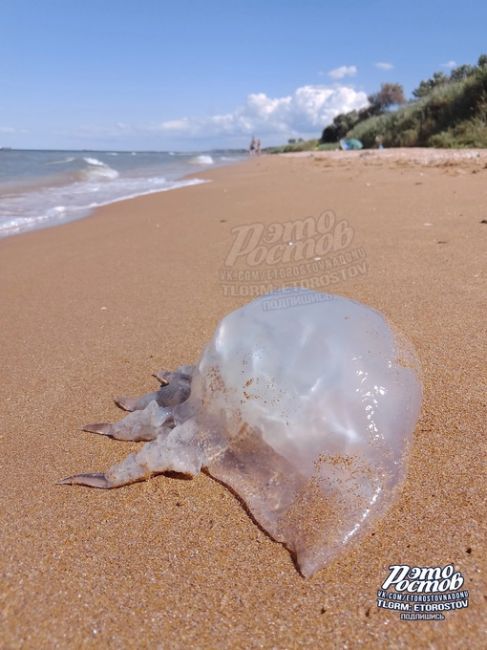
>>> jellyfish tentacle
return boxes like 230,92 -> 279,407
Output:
114,390 -> 161,412
153,365 -> 194,385
60,419 -> 204,489
59,472 -> 113,489
116,367 -> 194,412
83,400 -> 172,442
152,368 -> 171,385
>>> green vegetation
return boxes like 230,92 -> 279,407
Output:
265,138 -> 320,154
346,61 -> 487,148
318,82 -> 408,145
338,55 -> 487,149
269,54 -> 487,152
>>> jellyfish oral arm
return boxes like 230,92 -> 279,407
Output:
60,419 -> 205,488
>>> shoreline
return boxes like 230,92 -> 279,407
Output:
0,153 -> 244,241
0,176 -> 210,242
3,147 -> 487,243
1,152 -> 484,647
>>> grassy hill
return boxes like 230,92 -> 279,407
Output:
347,66 -> 487,148
268,58 -> 487,152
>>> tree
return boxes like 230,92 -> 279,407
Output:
413,72 -> 449,98
368,83 -> 406,110
320,110 -> 360,143
450,64 -> 475,81
320,125 -> 338,143
478,54 -> 487,68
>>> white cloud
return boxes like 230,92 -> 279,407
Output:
328,65 -> 357,80
375,62 -> 394,70
441,60 -> 457,69
159,118 -> 193,132
155,85 -> 368,139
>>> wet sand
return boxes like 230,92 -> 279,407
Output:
1,151 -> 485,648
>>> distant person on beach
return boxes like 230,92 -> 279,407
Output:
249,136 -> 256,156
255,138 -> 261,155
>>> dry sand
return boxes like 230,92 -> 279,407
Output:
1,150 -> 485,648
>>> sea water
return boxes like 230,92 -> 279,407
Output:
0,149 -> 244,238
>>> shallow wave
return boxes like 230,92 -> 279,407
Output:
190,154 -> 214,165
0,148 -> 241,239
0,177 -> 207,238
81,157 -> 119,180
83,156 -> 105,166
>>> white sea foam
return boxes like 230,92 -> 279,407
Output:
190,154 -> 214,165
0,149 -> 238,239
0,177 -> 207,238
81,157 -> 119,180
83,157 -> 105,166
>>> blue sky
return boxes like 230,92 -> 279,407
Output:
1,0 -> 486,150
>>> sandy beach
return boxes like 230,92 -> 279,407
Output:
1,151 -> 485,648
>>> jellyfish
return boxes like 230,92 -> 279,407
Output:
61,288 -> 422,577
